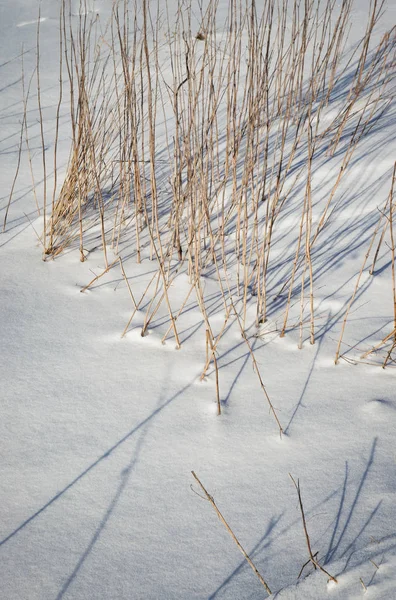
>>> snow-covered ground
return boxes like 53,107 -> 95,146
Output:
1,1 -> 396,598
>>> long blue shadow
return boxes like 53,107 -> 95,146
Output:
0,379 -> 194,548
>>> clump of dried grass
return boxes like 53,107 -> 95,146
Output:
9,0 -> 394,429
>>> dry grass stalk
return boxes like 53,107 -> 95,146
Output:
289,474 -> 338,584
360,577 -> 368,592
191,471 -> 272,596
49,1 -> 64,253
230,299 -> 283,436
206,330 -> 221,415
337,163 -> 396,364
3,102 -> 25,232
21,47 -> 41,221
388,163 -> 396,342
121,270 -> 160,338
80,258 -> 119,293
118,256 -> 137,309
36,3 -> 48,258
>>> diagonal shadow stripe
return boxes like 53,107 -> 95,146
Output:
0,379 -> 194,547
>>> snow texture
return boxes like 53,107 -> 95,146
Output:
1,1 -> 396,599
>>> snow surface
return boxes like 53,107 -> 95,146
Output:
1,1 -> 396,599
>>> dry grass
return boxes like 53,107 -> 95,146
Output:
7,0 -> 395,428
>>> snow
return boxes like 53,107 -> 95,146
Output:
1,1 -> 396,598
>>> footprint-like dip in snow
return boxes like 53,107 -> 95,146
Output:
362,398 -> 396,417
313,297 -> 344,312
124,326 -> 180,350
17,17 -> 47,27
